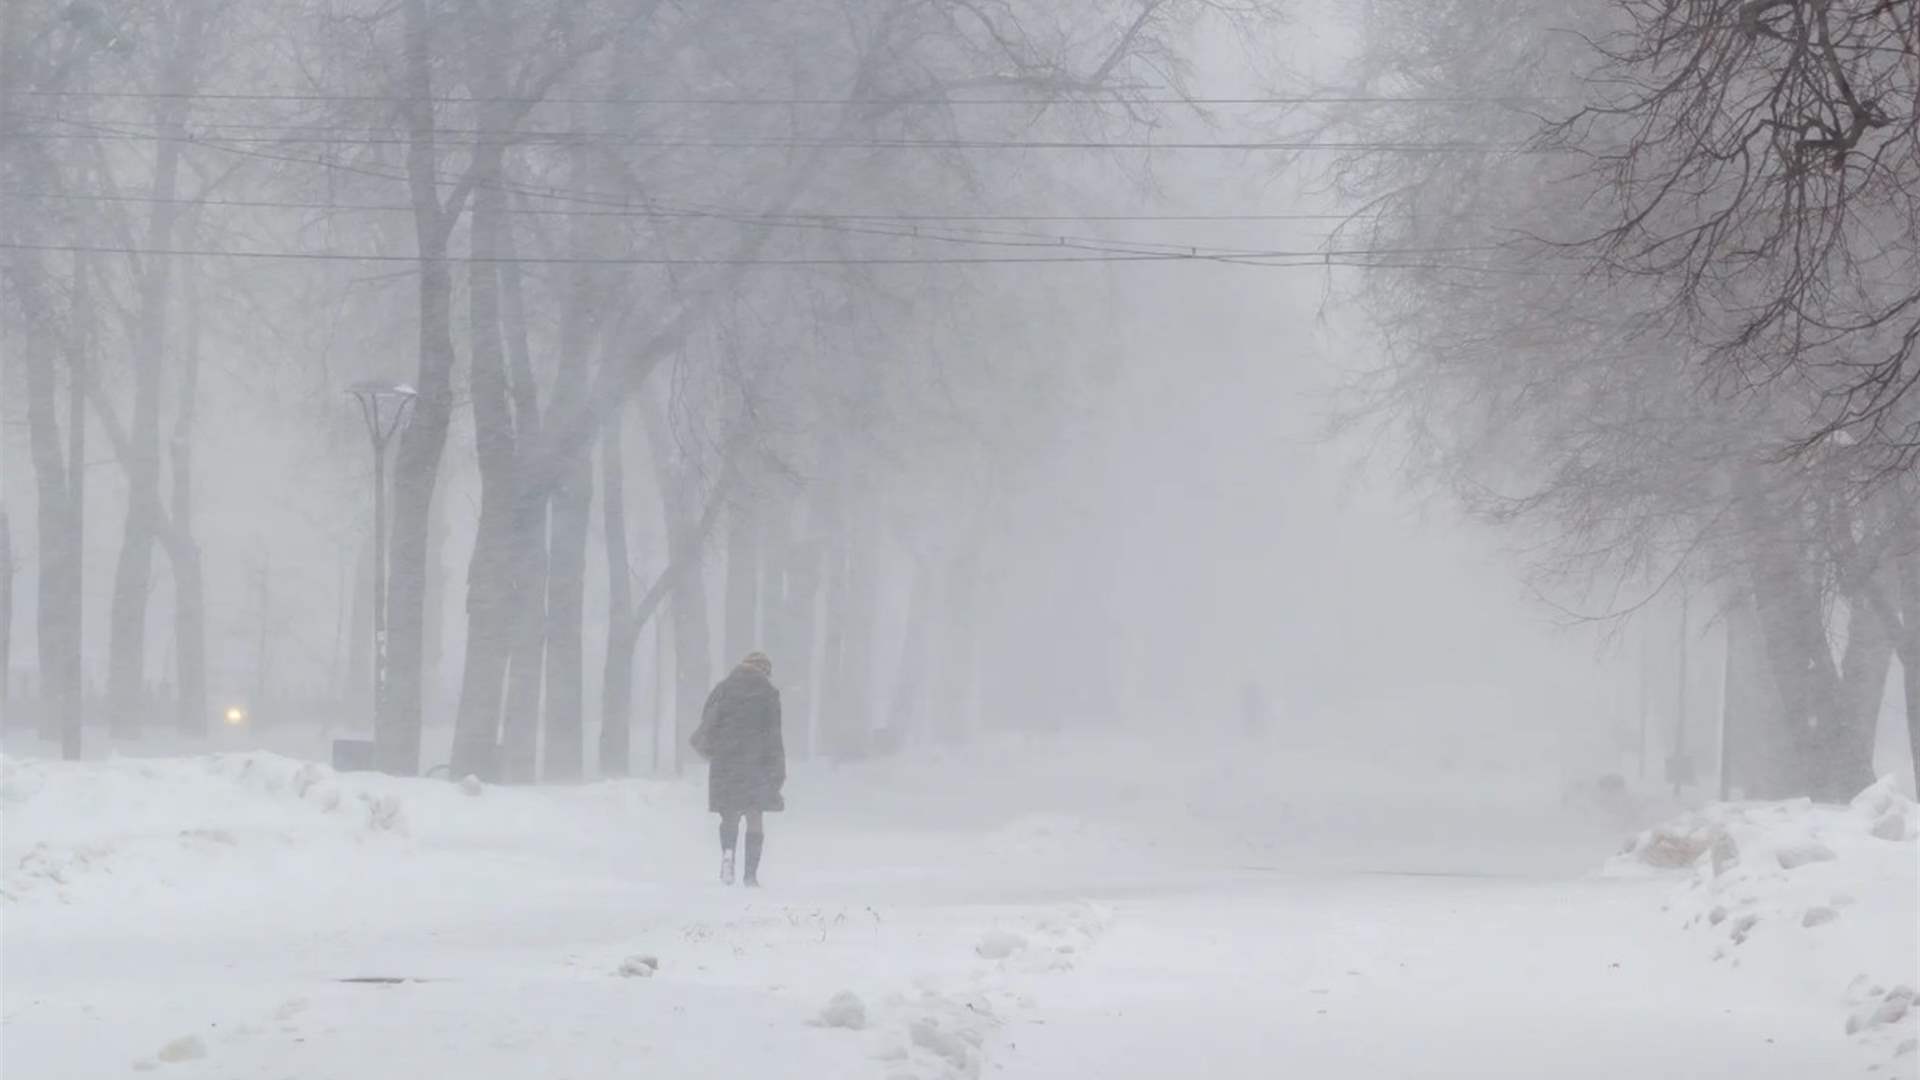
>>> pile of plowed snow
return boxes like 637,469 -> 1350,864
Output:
1608,777 -> 1919,1069
0,752 -> 697,912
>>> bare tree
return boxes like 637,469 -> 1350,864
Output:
1333,0 -> 1918,797
597,402 -> 637,775
1,503 -> 11,703
4,0 -> 116,759
1548,1 -> 1920,469
377,0 -> 468,775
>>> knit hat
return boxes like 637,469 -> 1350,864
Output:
739,651 -> 773,677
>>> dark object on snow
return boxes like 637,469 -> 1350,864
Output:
692,658 -> 786,814
332,738 -> 376,772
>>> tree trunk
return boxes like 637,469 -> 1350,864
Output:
724,501 -> 761,663
601,619 -> 640,776
22,266 -> 81,756
63,272 -> 86,757
538,164 -> 597,783
847,527 -> 878,752
172,548 -> 206,731
26,401 -> 72,747
1829,595 -> 1893,798
818,531 -> 849,757
0,0 -> 14,711
1720,588 -> 1785,798
170,226 -> 206,736
451,136 -> 519,782
105,393 -> 159,736
667,533 -> 712,773
106,4 -> 206,739
382,273 -> 451,776
1906,648 -> 1920,797
251,553 -> 273,710
498,211 -> 549,782
381,0 -> 457,776
886,556 -> 931,744
1736,482 -> 1865,799
934,547 -> 980,745
598,407 -> 635,777
822,515 -> 877,760
1744,567 -> 1827,795
652,604 -> 669,773
422,472 -> 449,721
348,536 -> 373,711
773,524 -> 821,760
762,496 -> 798,755
1,508 -> 11,703
640,396 -> 712,771
1900,515 -> 1920,797
1744,575 -> 1874,802
541,442 -> 590,783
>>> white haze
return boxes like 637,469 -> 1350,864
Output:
3,5 -> 1914,1080
2,14 -> 1600,779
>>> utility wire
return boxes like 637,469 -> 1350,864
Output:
0,239 -> 1511,269
8,89 -> 1553,107
0,190 -> 1367,222
0,188 -> 1368,258
3,115 -> 1402,261
0,115 -> 1526,140
0,127 -> 1523,152
3,115 -> 1383,260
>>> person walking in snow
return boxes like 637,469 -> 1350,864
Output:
690,651 -> 786,886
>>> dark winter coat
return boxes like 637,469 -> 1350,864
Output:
692,668 -> 786,814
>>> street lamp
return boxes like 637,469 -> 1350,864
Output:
347,381 -> 416,750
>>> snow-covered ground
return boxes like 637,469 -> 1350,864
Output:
3,734 -> 1913,1079
1607,777 -> 1920,1073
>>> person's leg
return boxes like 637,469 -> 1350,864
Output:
743,810 -> 765,886
719,812 -> 740,883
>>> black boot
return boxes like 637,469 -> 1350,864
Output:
743,831 -> 764,887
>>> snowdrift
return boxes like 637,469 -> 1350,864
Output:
1,750 -> 698,914
1609,777 -> 1919,1069
2,746 -> 1125,1080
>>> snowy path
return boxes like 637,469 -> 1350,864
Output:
992,872 -> 1856,1080
3,747 -> 1911,1079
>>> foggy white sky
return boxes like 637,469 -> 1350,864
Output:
0,3 -> 1606,766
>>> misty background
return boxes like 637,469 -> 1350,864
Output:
2,0 -> 1908,798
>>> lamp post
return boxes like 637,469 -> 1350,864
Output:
347,381 -> 416,748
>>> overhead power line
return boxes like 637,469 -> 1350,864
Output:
0,239 -> 1505,269
8,89 -> 1551,107
1,115 -> 1487,240
0,190 -> 1366,222
0,115 -> 1393,261
7,187 -> 1374,220
0,127 -> 1522,153
0,190 -> 1365,261
0,116 -> 1506,141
